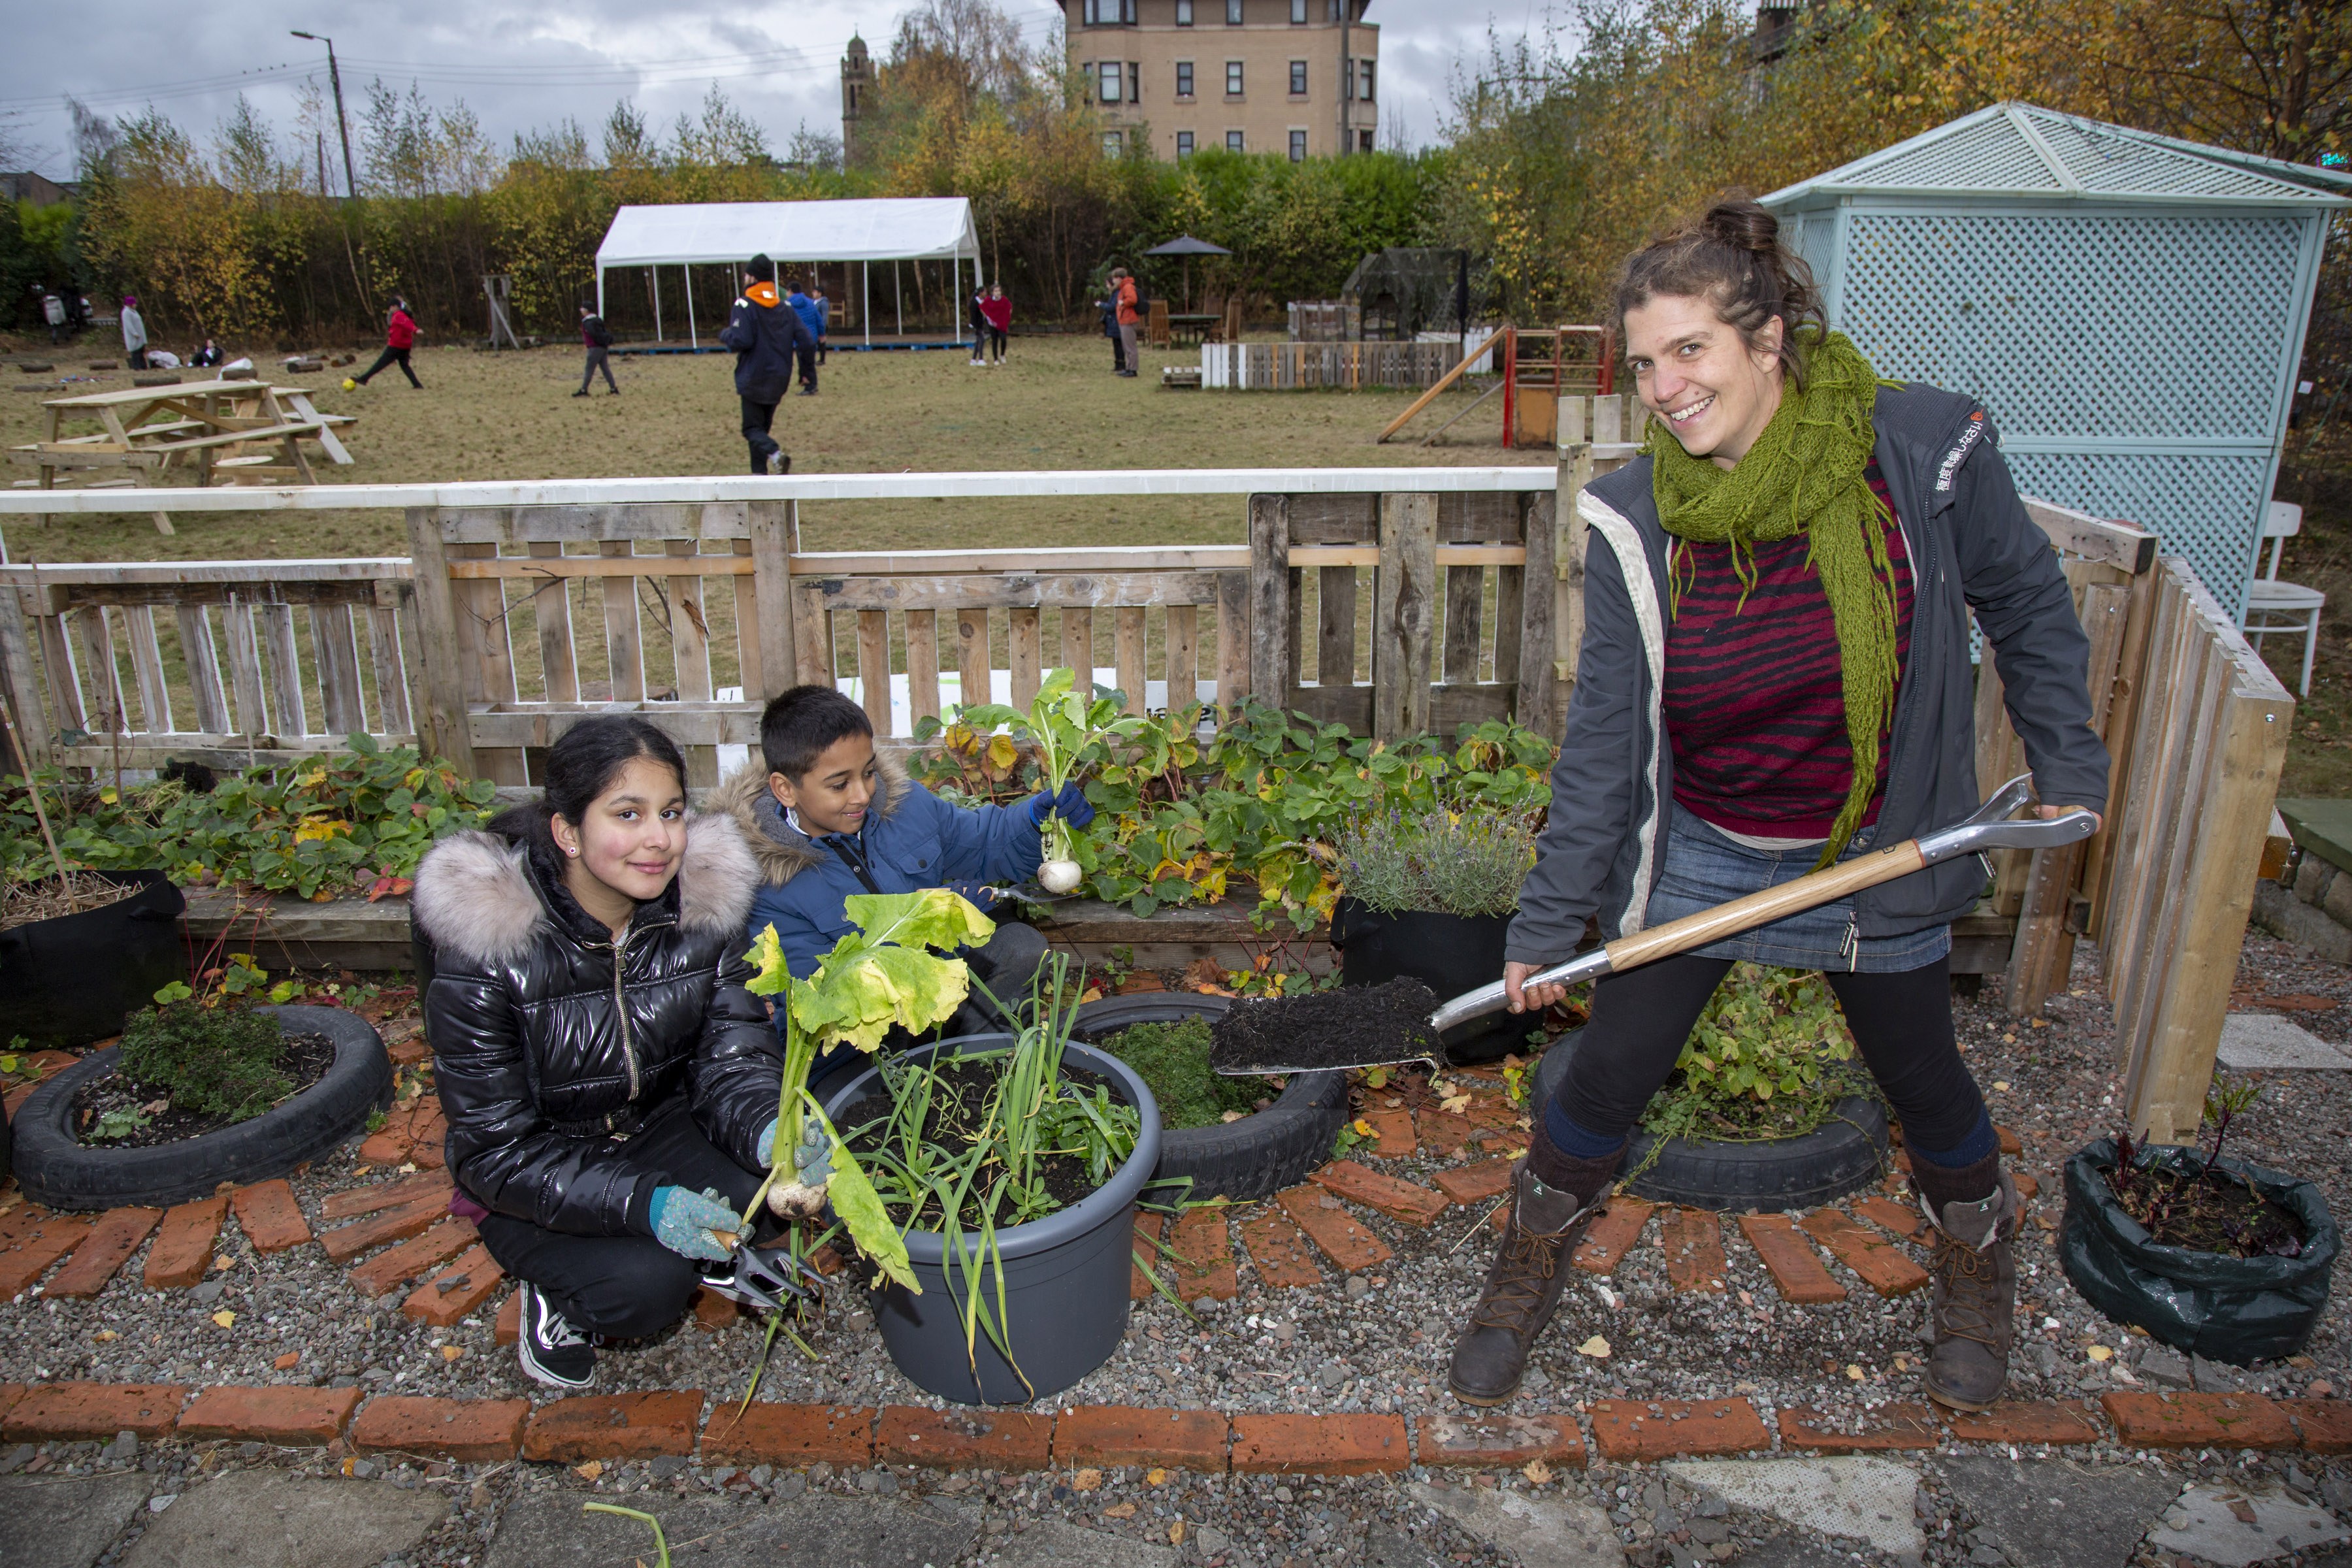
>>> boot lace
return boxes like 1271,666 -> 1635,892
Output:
1469,1206 -> 1584,1333
536,1300 -> 589,1350
1930,1234 -> 2002,1348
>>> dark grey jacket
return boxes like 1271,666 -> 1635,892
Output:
1506,382 -> 2110,966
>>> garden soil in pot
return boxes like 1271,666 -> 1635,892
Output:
0,870 -> 186,1048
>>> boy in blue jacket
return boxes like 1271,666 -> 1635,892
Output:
716,685 -> 1085,1054
785,280 -> 823,396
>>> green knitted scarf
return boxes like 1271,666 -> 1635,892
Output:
1648,329 -> 1899,867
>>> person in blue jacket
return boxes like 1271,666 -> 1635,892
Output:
714,685 -> 1085,1073
785,279 -> 823,396
717,255 -> 812,474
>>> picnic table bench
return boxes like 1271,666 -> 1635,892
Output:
8,380 -> 359,535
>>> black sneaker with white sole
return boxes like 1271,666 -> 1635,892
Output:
515,1281 -> 596,1388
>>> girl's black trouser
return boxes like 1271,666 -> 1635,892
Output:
357,346 -> 420,387
1548,951 -> 1988,1157
987,327 -> 1007,362
473,1095 -> 763,1340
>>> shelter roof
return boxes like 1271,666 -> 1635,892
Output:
1763,103 -> 2352,208
595,198 -> 981,269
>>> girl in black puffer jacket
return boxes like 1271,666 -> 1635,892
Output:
412,717 -> 779,1388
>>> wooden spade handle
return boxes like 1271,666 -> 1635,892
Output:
1601,840 -> 1929,973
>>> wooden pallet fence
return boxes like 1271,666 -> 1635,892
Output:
0,559 -> 421,771
1200,340 -> 1465,391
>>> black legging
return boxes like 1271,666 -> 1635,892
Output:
357,346 -> 420,387
1550,951 -> 1987,1156
473,1094 -> 762,1340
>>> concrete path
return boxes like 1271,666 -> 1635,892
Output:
1935,1454 -> 2179,1568
0,1473 -> 151,1568
120,1469 -> 449,1568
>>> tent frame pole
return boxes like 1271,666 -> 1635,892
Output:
651,267 -> 662,343
862,261 -> 871,348
596,267 -> 605,324
685,265 -> 697,351
894,261 -> 902,339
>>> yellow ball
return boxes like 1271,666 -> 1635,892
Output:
340,377 -> 357,391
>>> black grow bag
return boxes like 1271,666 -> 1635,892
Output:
1531,1028 -> 1889,1213
10,1004 -> 394,1211
0,871 -> 186,1049
1331,897 -> 1532,1066
2060,1139 -> 2338,1365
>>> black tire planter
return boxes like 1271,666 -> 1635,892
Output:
823,1034 -> 1160,1405
1331,898 -> 1530,1065
10,1005 -> 395,1212
0,870 -> 187,1049
2060,1139 -> 2339,1365
1530,1028 -> 1888,1213
1070,993 -> 1348,1203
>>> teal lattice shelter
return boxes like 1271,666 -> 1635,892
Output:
1761,103 -> 2351,615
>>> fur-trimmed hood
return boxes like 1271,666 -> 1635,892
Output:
711,745 -> 913,887
412,812 -> 759,970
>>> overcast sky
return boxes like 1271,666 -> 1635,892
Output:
0,0 -> 1541,180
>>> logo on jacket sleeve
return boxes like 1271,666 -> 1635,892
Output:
1936,411 -> 1988,493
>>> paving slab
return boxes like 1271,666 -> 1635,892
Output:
1726,1538 -> 1872,1567
2276,799 -> 2352,874
118,1468 -> 448,1568
1405,1480 -> 1624,1567
1664,1457 -> 1923,1559
2215,1013 -> 2352,1071
0,1471 -> 152,1567
2147,1482 -> 2350,1567
991,1516 -> 1177,1568
483,1489 -> 979,1568
1934,1455 -> 2176,1568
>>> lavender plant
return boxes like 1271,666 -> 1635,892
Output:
1333,804 -> 1541,918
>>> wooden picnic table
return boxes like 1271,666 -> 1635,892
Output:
9,379 -> 359,535
1166,313 -> 1222,344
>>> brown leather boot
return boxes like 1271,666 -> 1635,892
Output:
1912,1152 -> 2020,1413
1447,1149 -> 1618,1406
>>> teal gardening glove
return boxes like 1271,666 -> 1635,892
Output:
755,1118 -> 832,1184
649,1184 -> 738,1262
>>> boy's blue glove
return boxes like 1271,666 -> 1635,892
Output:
1028,782 -> 1094,830
649,1185 -> 738,1262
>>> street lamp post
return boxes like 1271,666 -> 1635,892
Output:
291,30 -> 356,198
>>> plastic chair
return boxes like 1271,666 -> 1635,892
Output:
2244,500 -> 2325,696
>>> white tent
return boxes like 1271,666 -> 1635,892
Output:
593,197 -> 984,348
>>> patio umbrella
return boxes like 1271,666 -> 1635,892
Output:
1143,235 -> 1232,312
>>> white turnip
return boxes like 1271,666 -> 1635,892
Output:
1037,858 -> 1083,894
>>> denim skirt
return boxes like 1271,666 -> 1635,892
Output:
1640,800 -> 1951,972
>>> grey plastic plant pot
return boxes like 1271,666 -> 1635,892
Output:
823,1034 -> 1161,1406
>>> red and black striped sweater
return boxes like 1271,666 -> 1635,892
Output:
1661,461 -> 1914,841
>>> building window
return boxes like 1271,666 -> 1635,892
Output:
1226,59 -> 1244,95
1105,130 -> 1124,155
1359,129 -> 1374,152
1289,129 -> 1307,160
1176,60 -> 1194,97
1099,60 -> 1123,102
1290,59 -> 1307,94
1083,0 -> 1136,20
1130,61 -> 1141,101
1177,0 -> 1194,18
1290,0 -> 1306,20
1177,130 -> 1195,157
1225,0 -> 1241,22
1228,129 -> 1245,151
1359,59 -> 1375,101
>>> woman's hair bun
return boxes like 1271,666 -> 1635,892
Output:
1701,199 -> 1780,255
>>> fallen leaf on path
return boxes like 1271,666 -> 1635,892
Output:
1577,1335 -> 1609,1358
211,1310 -> 235,1328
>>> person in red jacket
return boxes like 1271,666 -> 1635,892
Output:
979,283 -> 1011,365
349,296 -> 422,388
1111,268 -> 1139,379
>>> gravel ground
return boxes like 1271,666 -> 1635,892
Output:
3,937 -> 2351,1566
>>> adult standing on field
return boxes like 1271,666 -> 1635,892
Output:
719,254 -> 809,475
1098,278 -> 1124,374
1446,197 -> 2107,1418
41,289 -> 65,344
349,296 -> 422,388
811,287 -> 830,365
575,303 -> 618,397
1111,268 -> 1139,378
120,295 -> 148,368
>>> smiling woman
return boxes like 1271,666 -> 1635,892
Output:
1450,196 -> 2113,1421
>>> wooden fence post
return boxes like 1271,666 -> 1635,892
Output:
1554,441 -> 1593,706
1247,495 -> 1290,713
0,581 -> 50,767
404,506 -> 478,778
1373,493 -> 1437,742
1215,569 -> 1249,714
1513,489 -> 1556,737
747,499 -> 797,702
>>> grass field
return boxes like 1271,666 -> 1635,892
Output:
0,334 -> 1542,565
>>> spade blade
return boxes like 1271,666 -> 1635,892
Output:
1205,977 -> 1444,1075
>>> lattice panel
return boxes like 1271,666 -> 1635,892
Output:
2006,450 -> 2272,617
1843,115 -> 2062,193
1783,211 -> 1837,297
2033,117 -> 2313,200
1839,211 -> 2304,440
